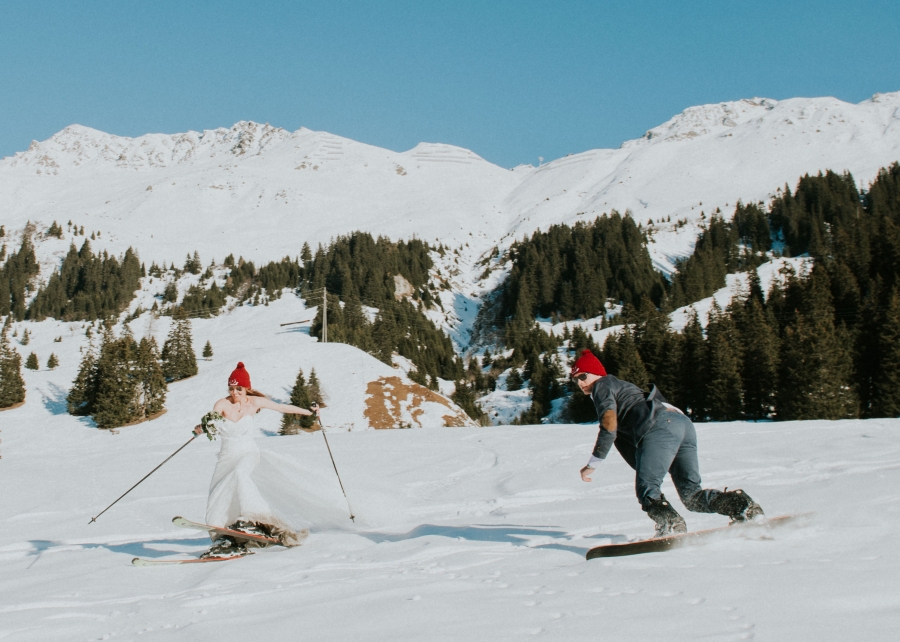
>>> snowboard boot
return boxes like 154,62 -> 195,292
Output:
201,536 -> 250,559
710,488 -> 764,523
646,495 -> 688,538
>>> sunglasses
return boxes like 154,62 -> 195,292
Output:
573,373 -> 589,382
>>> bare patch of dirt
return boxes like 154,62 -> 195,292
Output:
364,376 -> 471,429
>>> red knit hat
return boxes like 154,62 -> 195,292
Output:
228,362 -> 251,388
570,350 -> 607,378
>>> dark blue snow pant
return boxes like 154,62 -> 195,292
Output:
616,411 -> 720,513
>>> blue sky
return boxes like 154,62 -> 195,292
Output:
1,0 -> 897,168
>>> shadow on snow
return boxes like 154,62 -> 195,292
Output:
25,535 -> 209,564
360,523 -> 628,556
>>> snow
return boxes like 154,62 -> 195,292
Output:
2,385 -> 899,640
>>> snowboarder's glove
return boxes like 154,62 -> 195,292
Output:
200,411 -> 224,440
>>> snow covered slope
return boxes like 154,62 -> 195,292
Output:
1,398 -> 898,640
2,92 -> 899,273
1,290 -> 476,434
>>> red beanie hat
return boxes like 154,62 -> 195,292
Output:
228,362 -> 251,388
570,350 -> 607,378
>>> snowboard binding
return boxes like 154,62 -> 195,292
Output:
646,494 -> 688,538
710,488 -> 765,523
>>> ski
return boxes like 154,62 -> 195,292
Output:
172,516 -> 281,546
132,554 -> 245,566
586,513 -> 808,559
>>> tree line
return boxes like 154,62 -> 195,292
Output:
509,163 -> 900,423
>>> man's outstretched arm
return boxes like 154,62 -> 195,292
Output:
581,410 -> 618,481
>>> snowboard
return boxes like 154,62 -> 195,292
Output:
132,554 -> 246,566
585,513 -> 806,560
171,516 -> 281,546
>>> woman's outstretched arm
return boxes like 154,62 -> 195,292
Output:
255,396 -> 319,415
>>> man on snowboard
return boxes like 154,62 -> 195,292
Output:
572,349 -> 764,536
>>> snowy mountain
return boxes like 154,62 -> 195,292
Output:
2,91 -> 899,274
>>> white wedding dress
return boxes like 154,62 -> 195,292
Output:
205,411 -> 348,546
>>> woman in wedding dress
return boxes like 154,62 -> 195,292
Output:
193,362 -> 320,557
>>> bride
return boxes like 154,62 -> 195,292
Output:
194,362 -> 319,557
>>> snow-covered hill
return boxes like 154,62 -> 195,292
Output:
2,92 -> 899,274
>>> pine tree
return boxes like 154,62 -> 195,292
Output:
776,315 -> 858,421
161,315 -> 198,382
871,286 -> 900,416
136,336 -> 167,417
91,327 -> 141,429
1,235 -> 39,320
506,367 -> 523,391
163,282 -> 178,303
68,339 -> 99,416
601,325 -> 649,389
47,353 -> 59,369
452,379 -> 483,421
282,368 -> 315,434
680,311 -> 708,420
734,298 -> 779,419
704,304 -> 743,421
25,352 -> 38,370
202,340 -> 213,359
46,221 -> 63,238
308,368 -> 323,405
0,318 -> 26,408
518,354 -> 564,425
184,252 -> 202,275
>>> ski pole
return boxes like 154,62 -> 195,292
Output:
88,434 -> 197,524
315,411 -> 355,522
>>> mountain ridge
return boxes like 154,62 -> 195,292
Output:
1,90 -> 898,275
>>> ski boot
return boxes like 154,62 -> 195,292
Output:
646,494 -> 688,538
710,488 -> 764,523
201,536 -> 250,559
230,520 -> 270,537
229,520 -> 277,548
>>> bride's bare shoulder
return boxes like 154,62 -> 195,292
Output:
213,398 -> 234,414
